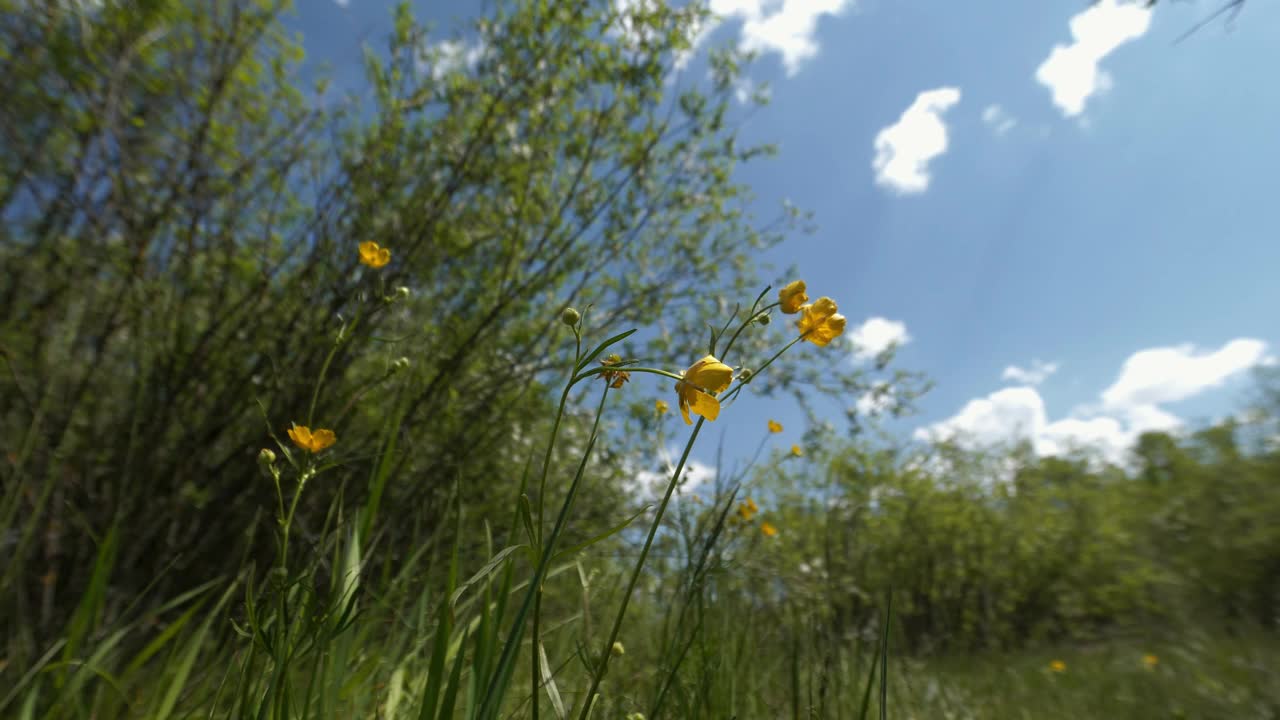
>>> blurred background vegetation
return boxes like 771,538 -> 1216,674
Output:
0,0 -> 1276,717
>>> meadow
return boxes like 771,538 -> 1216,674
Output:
2,0 -> 1278,717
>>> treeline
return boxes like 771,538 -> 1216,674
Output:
698,381 -> 1280,655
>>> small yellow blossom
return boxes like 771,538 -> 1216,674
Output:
600,354 -> 631,389
1049,660 -> 1066,673
287,423 -> 336,453
1142,654 -> 1158,669
358,241 -> 391,269
791,444 -> 803,457
674,355 -> 734,425
761,521 -> 778,537
655,399 -> 669,414
768,419 -> 783,433
737,497 -> 759,521
796,297 -> 847,347
778,280 -> 808,314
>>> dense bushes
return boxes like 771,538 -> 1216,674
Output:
724,406 -> 1280,654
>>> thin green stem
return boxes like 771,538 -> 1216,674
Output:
575,417 -> 706,719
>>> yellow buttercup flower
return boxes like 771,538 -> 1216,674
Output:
287,423 -> 336,453
778,280 -> 808,314
760,521 -> 778,537
655,399 -> 669,414
600,354 -> 631,389
797,297 -> 846,347
791,444 -> 803,457
737,497 -> 759,521
768,419 -> 783,433
358,241 -> 391,269
1142,654 -> 1158,669
674,355 -> 733,425
1049,660 -> 1066,673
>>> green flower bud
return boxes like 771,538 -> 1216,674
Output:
257,448 -> 277,467
560,307 -> 581,327
611,641 -> 626,657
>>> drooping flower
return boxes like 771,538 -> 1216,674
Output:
778,280 -> 808,314
655,399 -> 669,415
1049,660 -> 1066,673
768,419 -> 783,434
674,355 -> 733,425
358,241 -> 391,269
600,354 -> 631,389
797,297 -> 846,347
761,521 -> 778,537
791,444 -> 803,457
288,423 -> 336,453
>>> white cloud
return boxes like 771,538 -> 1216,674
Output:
981,104 -> 1017,135
628,454 -> 717,502
1035,0 -> 1152,117
856,383 -> 897,417
1001,359 -> 1059,386
1100,339 -> 1268,409
427,39 -> 486,81
872,87 -> 961,194
917,338 -> 1269,466
678,0 -> 853,76
849,317 -> 911,361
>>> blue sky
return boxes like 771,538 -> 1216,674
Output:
295,0 -> 1279,474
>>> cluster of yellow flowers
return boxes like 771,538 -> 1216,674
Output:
779,280 -> 847,347
664,280 -> 846,427
734,497 -> 778,537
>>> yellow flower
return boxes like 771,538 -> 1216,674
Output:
1142,654 -> 1158,669
1049,660 -> 1066,673
600,354 -> 631,389
287,423 -> 336,453
674,355 -> 733,425
655,399 -> 669,414
791,444 -> 803,457
796,297 -> 847,347
737,497 -> 759,521
358,241 -> 391,269
768,419 -> 783,433
760,521 -> 778,537
778,280 -> 808,314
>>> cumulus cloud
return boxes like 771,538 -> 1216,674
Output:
1001,359 -> 1059,386
917,338 -> 1269,465
872,87 -> 961,194
856,383 -> 897,417
427,39 -> 486,81
627,455 -> 717,502
981,104 -> 1017,135
849,317 -> 911,361
1035,0 -> 1152,117
676,0 -> 853,75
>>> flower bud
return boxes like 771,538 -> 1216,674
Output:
611,641 -> 626,657
257,448 -> 277,467
739,368 -> 753,382
560,307 -> 581,327
395,286 -> 411,300
755,312 -> 771,326
391,357 -> 411,372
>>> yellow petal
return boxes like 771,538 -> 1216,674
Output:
767,419 -> 782,433
778,280 -> 808,314
288,424 -> 312,450
311,428 -> 336,451
685,355 -> 733,393
687,389 -> 721,422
